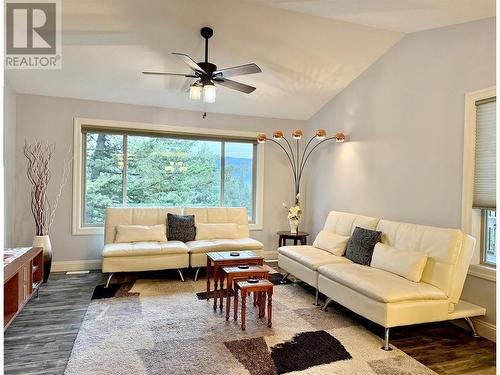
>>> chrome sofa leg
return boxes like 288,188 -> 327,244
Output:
280,273 -> 290,283
321,297 -> 332,312
464,317 -> 480,338
381,327 -> 392,351
194,267 -> 201,281
314,289 -> 320,306
105,273 -> 114,288
177,269 -> 185,282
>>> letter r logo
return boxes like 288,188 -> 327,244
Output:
6,3 -> 56,54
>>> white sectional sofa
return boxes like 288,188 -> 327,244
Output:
278,210 -> 486,350
102,206 -> 263,284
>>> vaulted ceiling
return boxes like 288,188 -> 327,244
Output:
5,0 -> 495,120
249,0 -> 495,33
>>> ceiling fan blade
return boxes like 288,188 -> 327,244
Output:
172,52 -> 206,74
213,63 -> 261,78
142,71 -> 198,78
213,78 -> 256,94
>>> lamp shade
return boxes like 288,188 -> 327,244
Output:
189,84 -> 202,100
335,132 -> 346,142
203,83 -> 216,103
315,129 -> 326,139
292,129 -> 303,140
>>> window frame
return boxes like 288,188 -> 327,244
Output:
72,117 -> 265,235
480,209 -> 496,267
461,86 -> 496,280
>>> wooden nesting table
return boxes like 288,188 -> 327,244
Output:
206,251 -> 264,311
221,265 -> 269,321
234,279 -> 274,330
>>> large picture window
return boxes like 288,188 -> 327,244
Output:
75,119 -> 262,234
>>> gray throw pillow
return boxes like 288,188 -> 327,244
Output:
345,226 -> 382,266
167,214 -> 196,242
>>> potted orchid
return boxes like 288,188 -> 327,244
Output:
283,195 -> 302,234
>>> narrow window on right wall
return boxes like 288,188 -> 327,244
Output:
474,98 -> 496,266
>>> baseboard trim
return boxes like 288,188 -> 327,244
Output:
474,319 -> 496,342
52,260 -> 102,272
452,318 -> 496,342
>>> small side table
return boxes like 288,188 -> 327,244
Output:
277,231 -> 310,247
234,279 -> 273,331
222,265 -> 269,321
205,251 -> 264,311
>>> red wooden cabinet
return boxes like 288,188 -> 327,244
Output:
4,247 -> 44,330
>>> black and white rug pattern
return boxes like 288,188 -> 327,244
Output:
65,277 -> 436,375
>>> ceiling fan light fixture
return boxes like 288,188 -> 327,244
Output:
189,83 -> 202,100
203,82 -> 216,103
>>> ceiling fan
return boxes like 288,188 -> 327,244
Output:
142,27 -> 262,104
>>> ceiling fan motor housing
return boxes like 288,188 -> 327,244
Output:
198,62 -> 217,83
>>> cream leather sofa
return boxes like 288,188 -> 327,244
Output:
102,207 -> 264,285
278,210 -> 486,350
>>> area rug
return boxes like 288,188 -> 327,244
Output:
64,278 -> 436,375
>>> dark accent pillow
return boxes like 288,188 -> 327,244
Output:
345,226 -> 382,266
167,214 -> 196,242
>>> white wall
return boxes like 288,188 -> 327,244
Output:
305,18 -> 496,332
13,94 -> 304,264
4,82 -> 16,247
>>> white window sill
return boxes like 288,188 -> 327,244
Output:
468,264 -> 496,282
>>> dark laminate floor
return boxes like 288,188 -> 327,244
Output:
4,272 -> 103,375
327,300 -> 496,374
3,270 -> 496,375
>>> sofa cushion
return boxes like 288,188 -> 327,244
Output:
102,241 -> 189,257
371,243 -> 428,282
167,214 -> 196,242
115,224 -> 167,243
313,231 -> 349,256
376,219 -> 464,298
195,223 -> 239,240
345,226 -> 381,265
318,263 -> 446,303
184,207 -> 250,238
104,207 -> 183,244
278,246 -> 352,270
186,238 -> 264,254
323,211 -> 380,236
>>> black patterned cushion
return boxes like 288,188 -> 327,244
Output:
345,226 -> 382,266
167,214 -> 196,242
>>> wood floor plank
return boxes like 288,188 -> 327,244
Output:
4,272 -> 102,375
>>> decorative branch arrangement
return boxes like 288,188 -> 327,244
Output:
257,129 -> 346,202
23,141 -> 72,235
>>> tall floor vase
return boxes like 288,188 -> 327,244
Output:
33,235 -> 52,283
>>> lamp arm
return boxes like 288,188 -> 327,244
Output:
299,136 -> 317,173
282,136 -> 297,174
298,136 -> 336,181
296,139 -> 300,197
268,139 -> 297,186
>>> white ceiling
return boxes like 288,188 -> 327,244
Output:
5,0 -> 494,120
250,0 -> 496,33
